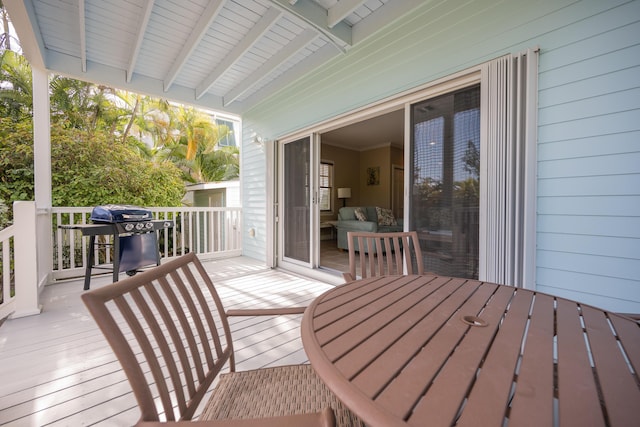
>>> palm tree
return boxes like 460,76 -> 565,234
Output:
156,105 -> 238,183
0,44 -> 239,185
0,49 -> 32,120
49,78 -> 124,134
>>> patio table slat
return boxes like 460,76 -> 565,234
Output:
302,276 -> 640,427
507,293 -> 556,426
556,298 -> 605,427
455,290 -> 535,426
348,278 -> 476,401
608,314 -> 640,375
315,276 -> 417,348
405,285 -> 515,425
372,281 -> 499,422
322,276 -> 452,363
334,277 -> 464,380
581,305 -> 640,427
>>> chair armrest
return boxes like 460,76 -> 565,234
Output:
226,307 -> 306,316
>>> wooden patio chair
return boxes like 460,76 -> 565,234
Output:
343,231 -> 425,282
81,252 -> 363,427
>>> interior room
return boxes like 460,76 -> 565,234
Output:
318,109 -> 404,273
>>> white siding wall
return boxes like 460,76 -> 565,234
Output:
242,0 -> 640,312
535,1 -> 640,312
240,120 -> 269,262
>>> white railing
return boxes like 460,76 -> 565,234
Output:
0,223 -> 16,320
51,206 -> 242,281
0,201 -> 43,320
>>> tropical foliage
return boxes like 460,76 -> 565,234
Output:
0,47 -> 239,224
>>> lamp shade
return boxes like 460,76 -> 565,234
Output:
337,188 -> 351,199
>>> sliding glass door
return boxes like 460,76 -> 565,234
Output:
410,84 -> 481,278
278,135 -> 324,268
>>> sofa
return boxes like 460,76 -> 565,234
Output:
336,206 -> 403,252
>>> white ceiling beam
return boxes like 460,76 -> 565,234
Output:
126,0 -> 155,83
45,49 -> 241,115
223,28 -> 317,106
195,7 -> 282,100
268,0 -> 351,49
78,0 -> 87,72
163,0 -> 225,92
327,0 -> 366,29
3,0 -> 46,69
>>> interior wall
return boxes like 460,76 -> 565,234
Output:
320,143 -> 360,217
359,146 -> 391,208
321,143 -> 405,212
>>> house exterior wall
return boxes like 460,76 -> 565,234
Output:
238,131 -> 268,261
241,0 -> 640,312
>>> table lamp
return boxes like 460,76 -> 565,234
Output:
338,187 -> 351,207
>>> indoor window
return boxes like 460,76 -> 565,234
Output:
319,161 -> 333,211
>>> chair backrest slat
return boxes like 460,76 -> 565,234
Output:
155,276 -> 198,399
127,287 -> 186,419
169,267 -> 215,374
344,231 -> 425,282
81,252 -> 234,423
143,281 -> 193,411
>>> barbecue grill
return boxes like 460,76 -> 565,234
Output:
60,204 -> 173,290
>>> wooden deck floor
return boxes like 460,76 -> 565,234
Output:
0,256 -> 338,426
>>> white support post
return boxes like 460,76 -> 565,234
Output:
32,65 -> 53,288
10,201 -> 42,318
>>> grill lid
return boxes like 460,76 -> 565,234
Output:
90,204 -> 152,223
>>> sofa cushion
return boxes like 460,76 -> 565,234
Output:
338,207 -> 357,221
376,207 -> 398,226
354,207 -> 367,221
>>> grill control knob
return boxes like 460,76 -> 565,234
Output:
135,222 -> 145,230
145,222 -> 153,229
124,223 -> 135,232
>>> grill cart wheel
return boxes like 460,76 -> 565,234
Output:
126,270 -> 137,276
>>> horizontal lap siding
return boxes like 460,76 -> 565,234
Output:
536,0 -> 640,311
241,118 -> 268,262
243,0 -> 640,311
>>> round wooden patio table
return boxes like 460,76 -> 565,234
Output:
301,275 -> 640,427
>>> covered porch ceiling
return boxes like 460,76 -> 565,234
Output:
6,0 -> 423,117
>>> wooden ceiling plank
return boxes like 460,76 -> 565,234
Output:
223,28 -> 317,106
195,7 -> 282,100
241,42 -> 337,110
162,0 -> 226,92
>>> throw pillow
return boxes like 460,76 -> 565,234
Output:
376,207 -> 397,226
354,207 -> 368,221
